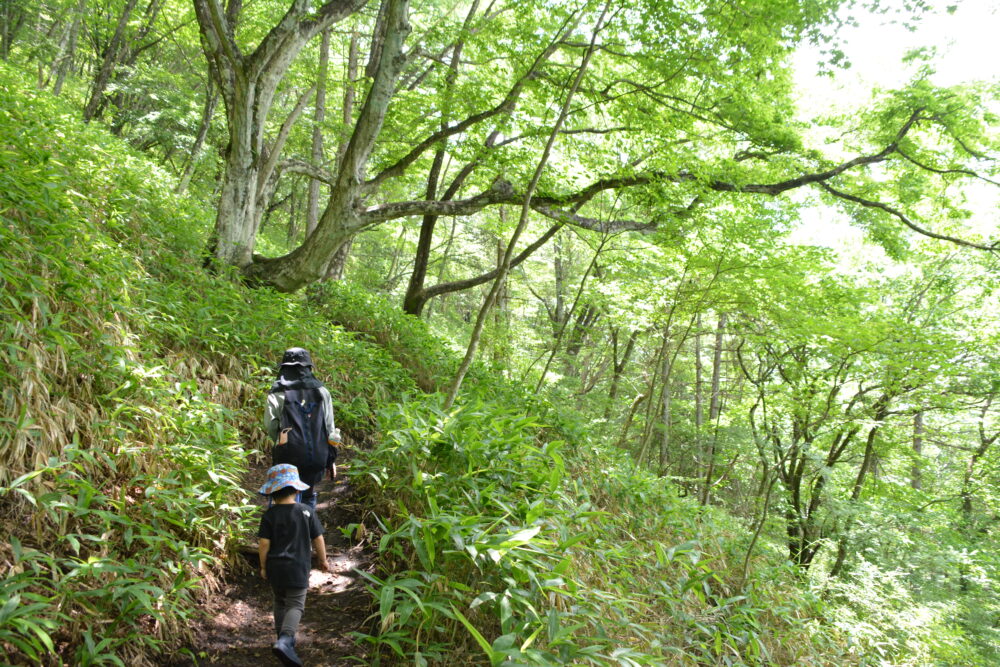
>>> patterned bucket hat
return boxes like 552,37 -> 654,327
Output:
258,464 -> 311,495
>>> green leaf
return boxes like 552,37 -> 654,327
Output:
450,604 -> 501,666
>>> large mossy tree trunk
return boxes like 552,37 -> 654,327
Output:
193,0 -> 367,268
242,0 -> 410,289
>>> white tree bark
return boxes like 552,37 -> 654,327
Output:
193,0 -> 365,266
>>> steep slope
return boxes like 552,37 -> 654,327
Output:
0,63 -> 939,666
0,65 -> 418,665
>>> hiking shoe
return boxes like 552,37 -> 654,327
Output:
272,634 -> 302,667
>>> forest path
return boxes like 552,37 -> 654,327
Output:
167,451 -> 375,666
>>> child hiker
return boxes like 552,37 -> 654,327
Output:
258,463 -> 330,667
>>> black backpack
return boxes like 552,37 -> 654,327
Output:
272,387 -> 329,483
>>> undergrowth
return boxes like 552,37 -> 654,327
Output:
0,61 -> 970,666
0,64 -> 417,664
348,396 -> 855,665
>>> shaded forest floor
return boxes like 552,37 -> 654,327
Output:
166,451 -> 376,666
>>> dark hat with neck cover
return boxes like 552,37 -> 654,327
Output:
280,347 -> 313,367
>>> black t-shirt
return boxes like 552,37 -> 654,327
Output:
258,502 -> 324,589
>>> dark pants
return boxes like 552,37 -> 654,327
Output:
271,587 -> 307,638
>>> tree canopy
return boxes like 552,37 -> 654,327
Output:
2,0 -> 1000,663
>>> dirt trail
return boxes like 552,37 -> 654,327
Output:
166,451 -> 376,666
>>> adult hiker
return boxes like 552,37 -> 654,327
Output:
265,347 -> 341,509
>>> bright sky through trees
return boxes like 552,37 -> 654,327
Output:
789,1 -> 1000,253
796,1 -> 1000,102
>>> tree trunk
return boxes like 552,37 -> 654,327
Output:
423,216 -> 458,320
210,106 -> 263,267
961,398 -> 999,523
740,466 -> 779,587
325,237 -> 353,280
614,392 -> 648,451
403,148 -> 447,311
318,28 -> 360,282
194,0 -> 366,269
1,0 -> 27,60
553,233 -> 567,333
708,314 -> 726,421
384,226 -> 407,288
306,29 -> 331,237
50,0 -> 86,95
238,0 -> 593,293
286,187 -> 301,246
243,0 -> 410,287
636,327 -> 671,468
694,314 -> 703,457
336,29 -> 359,170
700,313 -> 727,505
491,231 -> 510,366
83,0 -> 139,122
658,339 -> 672,475
400,1 -> 479,313
829,397 -> 889,578
175,77 -> 218,194
911,409 -> 923,490
956,398 -> 998,590
605,328 -> 637,418
103,0 -> 166,131
534,236 -> 606,392
565,303 -> 600,363
216,83 -> 315,267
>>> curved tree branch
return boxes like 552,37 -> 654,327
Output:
530,202 -> 655,233
422,223 -> 563,301
276,159 -> 337,185
359,113 -> 935,231
361,177 -> 515,223
820,182 -> 998,251
363,12 -> 582,191
896,149 -> 1000,187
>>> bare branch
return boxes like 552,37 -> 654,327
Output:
364,13 -> 581,191
820,182 -> 998,252
424,224 -> 563,300
897,149 -> 1000,187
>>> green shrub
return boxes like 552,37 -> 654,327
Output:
0,62 -> 419,663
349,394 -> 842,665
